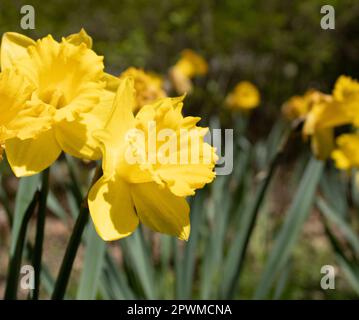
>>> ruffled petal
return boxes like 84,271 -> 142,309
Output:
65,28 -> 93,48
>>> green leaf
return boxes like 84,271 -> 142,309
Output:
177,190 -> 205,299
10,175 -> 40,254
47,191 -> 68,221
220,132 -> 282,299
336,255 -> 359,295
317,197 -> 359,254
121,228 -> 156,299
5,190 -> 39,299
254,157 -> 324,299
323,220 -> 359,296
76,222 -> 106,299
200,175 -> 231,299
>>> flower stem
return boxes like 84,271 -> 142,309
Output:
4,191 -> 40,300
51,166 -> 102,300
31,168 -> 50,300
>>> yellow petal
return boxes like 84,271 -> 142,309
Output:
54,119 -> 101,160
5,129 -> 61,177
331,134 -> 359,170
54,90 -> 114,160
94,77 -> 136,176
156,162 -> 216,197
311,128 -> 334,160
104,77 -> 136,141
88,176 -> 139,241
65,28 -> 93,48
1,32 -> 35,69
131,182 -> 190,240
333,75 -> 359,102
103,72 -> 121,93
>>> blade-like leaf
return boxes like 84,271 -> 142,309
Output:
120,228 -> 156,299
10,175 -> 40,254
76,223 -> 106,299
177,190 -> 205,299
254,157 -> 323,299
317,197 -> 359,254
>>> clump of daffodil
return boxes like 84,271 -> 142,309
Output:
119,67 -> 166,112
284,76 -> 359,163
225,81 -> 260,111
169,49 -> 208,94
88,77 -> 217,241
302,76 -> 359,160
0,29 -> 120,177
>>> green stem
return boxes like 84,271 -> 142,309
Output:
51,203 -> 89,300
51,166 -> 102,300
4,191 -> 40,300
65,154 -> 84,205
31,168 -> 50,300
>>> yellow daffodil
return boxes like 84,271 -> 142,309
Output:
119,67 -> 166,112
225,81 -> 260,111
303,76 -> 359,160
332,134 -> 359,170
169,49 -> 208,94
88,77 -> 217,241
1,29 -> 119,177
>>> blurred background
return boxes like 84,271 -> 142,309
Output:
1,0 -> 359,300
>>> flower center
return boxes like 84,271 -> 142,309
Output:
39,88 -> 67,109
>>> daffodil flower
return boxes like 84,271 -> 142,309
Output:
169,49 -> 208,94
0,29 -> 120,176
225,81 -> 260,111
119,67 -> 166,112
88,78 -> 217,241
303,76 -> 359,160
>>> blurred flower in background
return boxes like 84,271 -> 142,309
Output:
303,76 -> 359,160
282,90 -> 322,121
225,81 -> 260,111
169,49 -> 208,94
119,67 -> 166,112
283,75 -> 359,164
